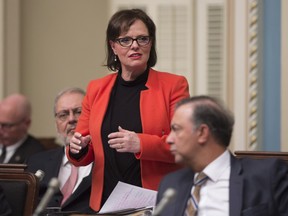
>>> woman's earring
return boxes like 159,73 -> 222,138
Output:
114,54 -> 117,62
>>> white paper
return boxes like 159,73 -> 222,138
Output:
99,181 -> 157,214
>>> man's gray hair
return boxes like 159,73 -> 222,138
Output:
53,87 -> 85,115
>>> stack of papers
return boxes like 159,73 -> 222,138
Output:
98,181 -> 157,215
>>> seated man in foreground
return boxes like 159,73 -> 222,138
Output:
156,95 -> 288,216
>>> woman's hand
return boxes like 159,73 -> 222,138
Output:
69,132 -> 91,154
108,126 -> 140,153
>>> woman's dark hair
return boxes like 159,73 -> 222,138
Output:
105,8 -> 157,71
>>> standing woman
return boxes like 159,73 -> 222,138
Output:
67,8 -> 189,212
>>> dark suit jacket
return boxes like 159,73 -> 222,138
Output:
26,147 -> 93,213
8,134 -> 45,164
156,155 -> 288,216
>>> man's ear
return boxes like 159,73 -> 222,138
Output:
197,124 -> 210,144
24,118 -> 31,128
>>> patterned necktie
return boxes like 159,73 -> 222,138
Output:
61,164 -> 78,205
185,172 -> 208,216
0,146 -> 6,163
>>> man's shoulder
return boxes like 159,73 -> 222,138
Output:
27,147 -> 63,162
234,156 -> 288,176
26,147 -> 63,173
162,167 -> 193,182
24,135 -> 45,149
237,156 -> 286,167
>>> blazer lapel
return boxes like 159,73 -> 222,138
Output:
39,148 -> 63,190
140,69 -> 171,138
69,169 -> 92,197
47,148 -> 64,176
229,155 -> 243,216
173,170 -> 194,215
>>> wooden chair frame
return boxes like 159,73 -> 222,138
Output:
234,151 -> 288,164
0,164 -> 39,216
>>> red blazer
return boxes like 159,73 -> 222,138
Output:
67,68 -> 189,211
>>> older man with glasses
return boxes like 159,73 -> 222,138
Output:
0,93 -> 45,164
26,87 -> 93,214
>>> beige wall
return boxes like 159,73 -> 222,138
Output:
19,0 -> 109,137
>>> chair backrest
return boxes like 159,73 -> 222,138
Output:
0,164 -> 39,216
234,151 -> 288,164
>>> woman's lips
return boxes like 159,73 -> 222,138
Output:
129,53 -> 142,59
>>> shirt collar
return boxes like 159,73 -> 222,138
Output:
61,148 -> 70,166
202,149 -> 231,182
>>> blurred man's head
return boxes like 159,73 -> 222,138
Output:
0,94 -> 32,146
54,88 -> 85,146
167,95 -> 234,171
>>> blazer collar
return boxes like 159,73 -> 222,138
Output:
144,68 -> 158,90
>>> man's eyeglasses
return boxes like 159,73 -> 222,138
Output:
0,119 -> 25,131
115,36 -> 151,47
55,107 -> 82,122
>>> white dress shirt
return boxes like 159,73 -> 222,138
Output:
196,150 -> 231,216
58,150 -> 92,193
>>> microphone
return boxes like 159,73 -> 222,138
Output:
33,177 -> 60,216
152,188 -> 176,216
35,169 -> 45,181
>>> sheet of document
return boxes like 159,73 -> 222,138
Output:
99,181 -> 157,214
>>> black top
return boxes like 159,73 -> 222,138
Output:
101,69 -> 149,205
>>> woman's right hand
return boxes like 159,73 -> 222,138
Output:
69,132 -> 91,154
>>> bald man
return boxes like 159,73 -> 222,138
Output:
0,93 -> 45,164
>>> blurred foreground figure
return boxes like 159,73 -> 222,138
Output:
156,95 -> 288,216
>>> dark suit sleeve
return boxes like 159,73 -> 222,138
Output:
272,159 -> 288,214
156,168 -> 193,216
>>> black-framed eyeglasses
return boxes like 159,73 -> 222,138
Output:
115,36 -> 151,47
0,119 -> 25,131
55,107 -> 82,122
